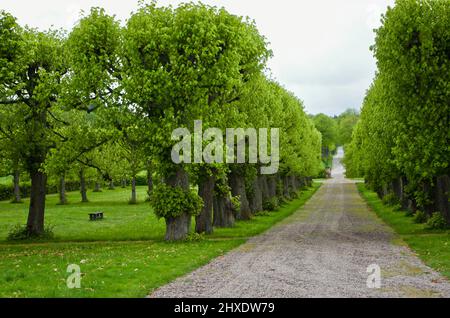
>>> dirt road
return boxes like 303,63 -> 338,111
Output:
150,148 -> 450,298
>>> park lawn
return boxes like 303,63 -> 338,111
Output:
0,240 -> 244,298
357,183 -> 450,280
0,183 -> 321,297
0,186 -> 164,242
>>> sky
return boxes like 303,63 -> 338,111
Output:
1,0 -> 395,116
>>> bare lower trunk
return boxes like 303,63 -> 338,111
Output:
58,175 -> 67,205
267,176 -> 277,198
259,175 -> 270,203
130,176 -> 137,204
196,175 -> 215,234
276,175 -> 284,199
213,194 -> 235,228
229,172 -> 251,220
26,170 -> 47,236
435,175 -> 449,224
282,176 -> 291,199
108,180 -> 115,190
12,170 -> 21,203
94,182 -> 102,192
80,169 -> 88,203
121,179 -> 127,188
249,176 -> 263,213
164,168 -> 191,241
392,177 -> 403,202
147,170 -> 153,194
422,179 -> 435,216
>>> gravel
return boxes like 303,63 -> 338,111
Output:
150,150 -> 450,298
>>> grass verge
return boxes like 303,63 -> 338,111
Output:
357,183 -> 450,280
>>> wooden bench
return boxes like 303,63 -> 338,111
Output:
89,212 -> 104,221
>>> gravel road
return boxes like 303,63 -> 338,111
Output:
150,148 -> 450,298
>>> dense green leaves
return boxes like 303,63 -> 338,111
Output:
151,184 -> 203,219
345,0 -> 449,220
1,3 -> 323,239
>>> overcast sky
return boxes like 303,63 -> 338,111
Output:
1,0 -> 395,116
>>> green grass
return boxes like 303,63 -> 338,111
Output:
357,183 -> 450,280
0,183 -> 320,297
0,186 -> 163,242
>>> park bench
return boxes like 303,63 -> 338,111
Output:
89,212 -> 104,221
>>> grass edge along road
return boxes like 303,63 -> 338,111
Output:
0,183 -> 321,298
357,183 -> 450,280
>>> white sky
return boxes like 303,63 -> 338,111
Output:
1,0 -> 395,116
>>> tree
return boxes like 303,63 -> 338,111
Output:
122,2 -> 270,239
0,11 -> 69,236
336,108 -> 359,146
311,113 -> 338,163
345,0 -> 450,223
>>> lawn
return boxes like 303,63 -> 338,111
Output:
0,183 -> 320,297
357,183 -> 450,280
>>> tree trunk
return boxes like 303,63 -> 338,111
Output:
259,175 -> 270,203
79,169 -> 88,203
94,182 -> 102,192
121,179 -> 127,188
229,172 -> 251,220
164,168 -> 191,241
58,175 -> 67,205
147,169 -> 153,195
26,170 -> 47,236
275,175 -> 284,199
12,169 -> 21,203
283,176 -> 291,199
130,176 -> 137,204
392,177 -> 403,201
249,176 -> 263,213
422,179 -> 435,216
108,180 -> 115,190
435,175 -> 450,224
213,194 -> 235,228
267,175 -> 277,198
196,175 -> 215,234
400,177 -> 409,210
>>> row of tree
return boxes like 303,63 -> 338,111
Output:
344,0 -> 449,223
0,2 -> 323,240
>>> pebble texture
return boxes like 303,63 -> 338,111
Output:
150,149 -> 450,298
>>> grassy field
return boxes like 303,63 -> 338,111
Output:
0,183 -> 320,297
357,183 -> 450,279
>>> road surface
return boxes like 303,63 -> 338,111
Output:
150,148 -> 450,298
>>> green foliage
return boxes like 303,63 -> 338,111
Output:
184,232 -> 205,242
7,224 -> 54,241
413,210 -> 428,224
382,193 -> 400,207
345,0 -> 450,215
426,213 -> 448,230
311,113 -> 338,153
263,197 -> 279,211
230,195 -> 241,213
336,109 -> 359,146
150,184 -> 203,219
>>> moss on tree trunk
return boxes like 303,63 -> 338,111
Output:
164,168 -> 191,241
